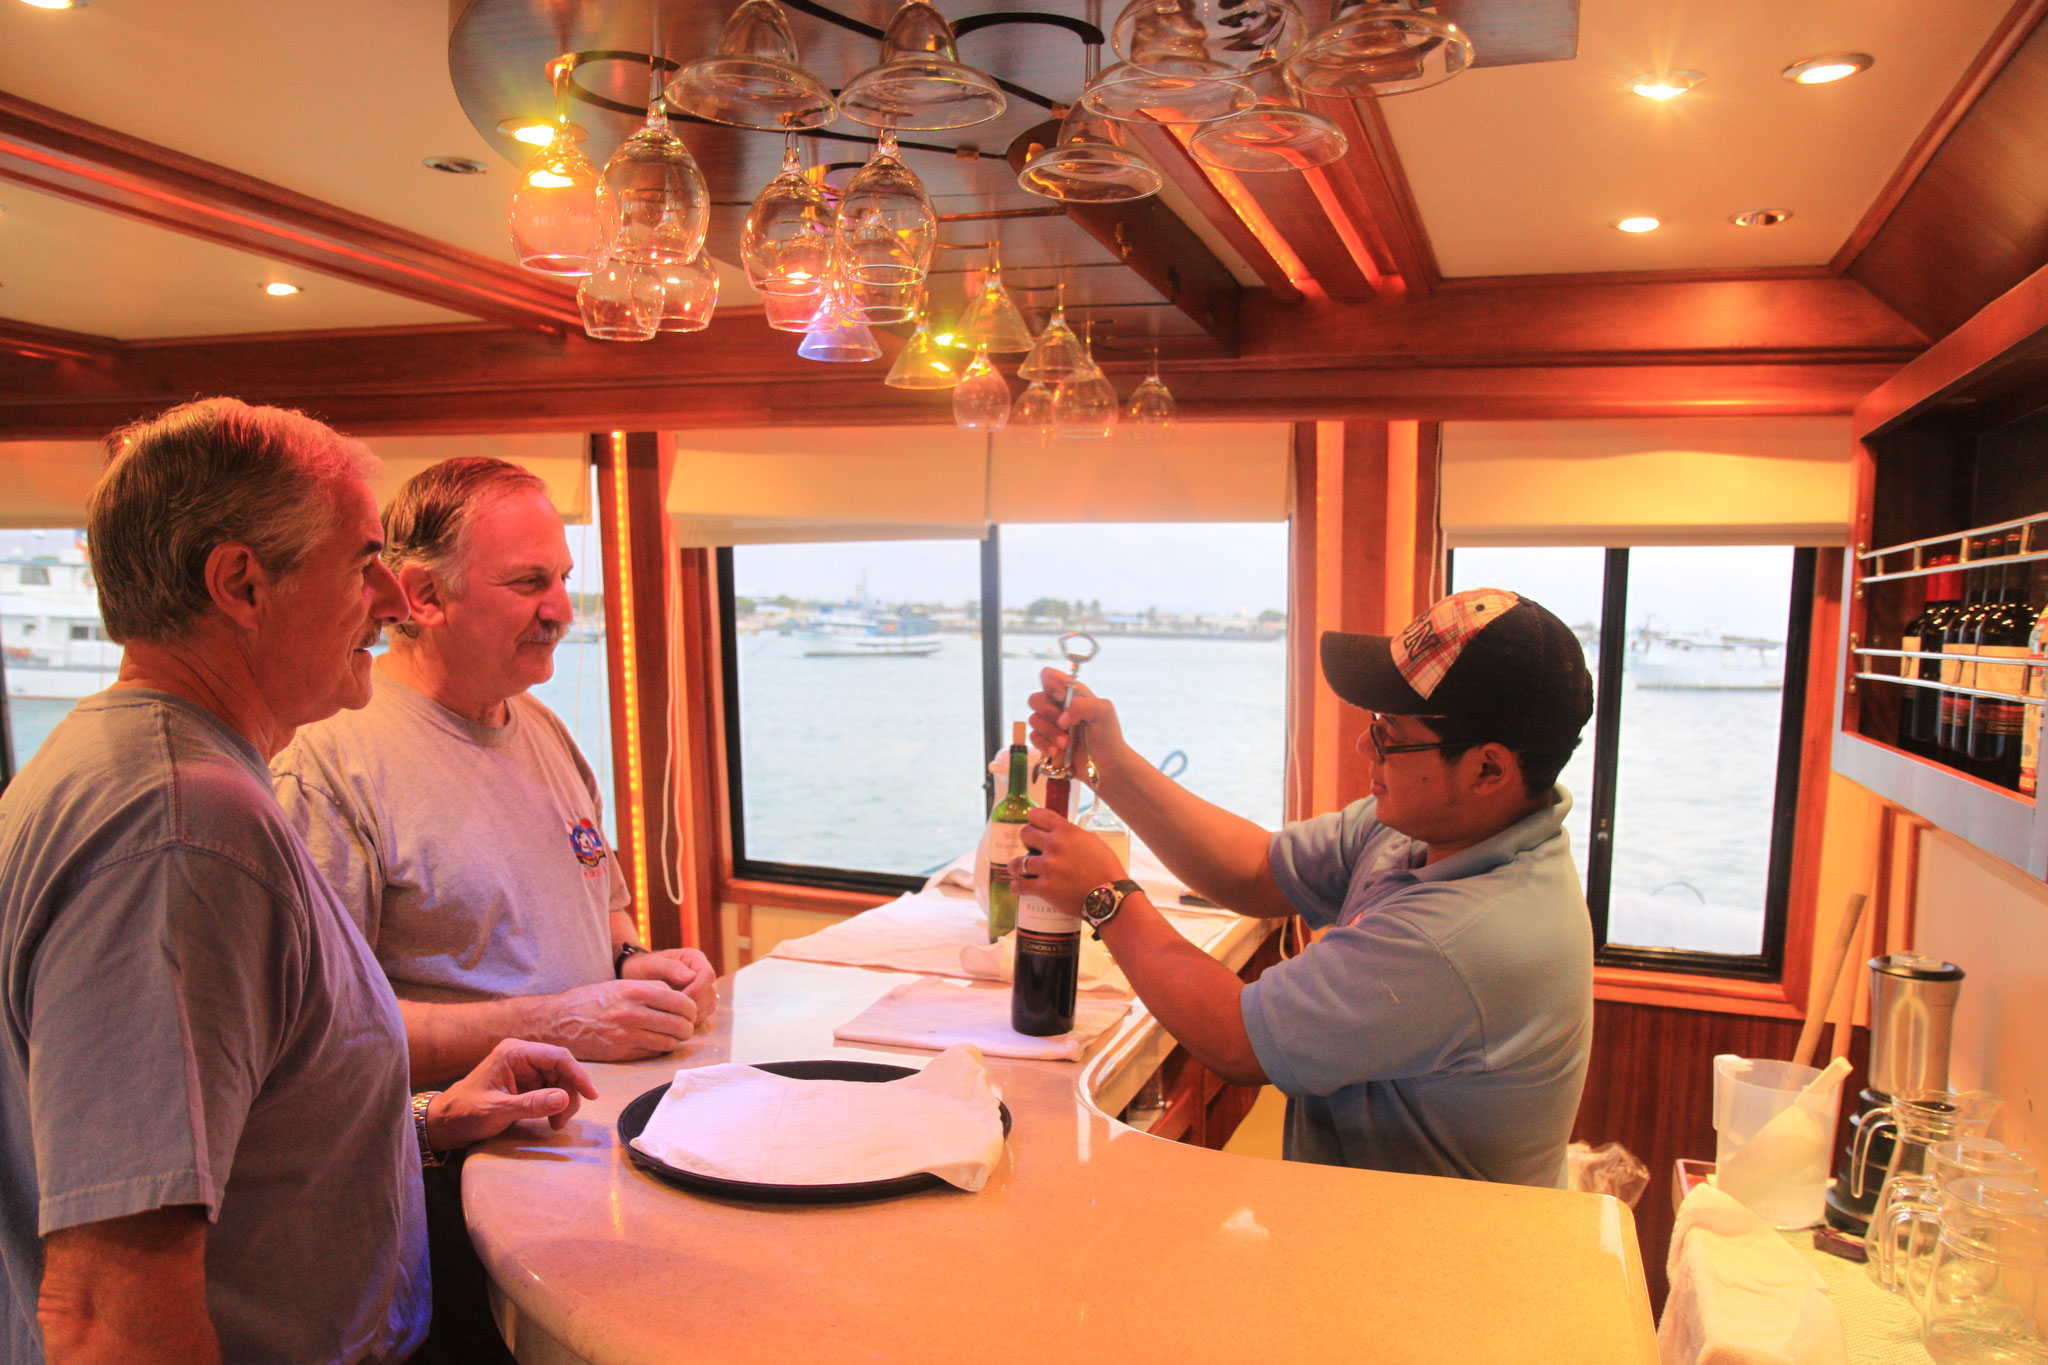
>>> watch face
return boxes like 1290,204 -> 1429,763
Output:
1083,884 -> 1117,922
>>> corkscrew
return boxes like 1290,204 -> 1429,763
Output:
1042,632 -> 1099,817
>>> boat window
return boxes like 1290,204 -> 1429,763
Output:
1,530 -> 119,783
719,523 -> 1291,892
722,539 -> 986,889
1450,545 -> 1812,978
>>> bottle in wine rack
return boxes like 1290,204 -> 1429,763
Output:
1939,538 -> 1991,755
1968,531 -> 2031,789
1900,555 -> 1960,757
985,722 -> 1033,941
2023,584 -> 2047,798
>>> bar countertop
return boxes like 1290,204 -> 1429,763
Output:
464,920 -> 1660,1365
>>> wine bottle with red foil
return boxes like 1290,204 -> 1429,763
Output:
2022,586 -> 2047,797
1968,530 -> 2032,788
1012,635 -> 1096,1038
1899,556 -> 1960,757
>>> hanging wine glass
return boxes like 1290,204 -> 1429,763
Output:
956,245 -> 1035,353
667,0 -> 839,130
743,135 -> 836,320
839,0 -> 1007,131
798,272 -> 883,362
1019,284 -> 1089,382
1012,381 -> 1056,446
953,349 -> 1013,430
578,258 -> 664,340
885,312 -> 960,389
1288,0 -> 1473,98
1189,58 -> 1349,171
655,250 -> 720,332
835,129 -> 938,298
1112,0 -> 1305,78
1126,350 -> 1177,440
1080,59 -> 1254,125
603,58 -> 709,268
1053,325 -> 1119,438
1018,105 -> 1163,203
508,57 -> 616,276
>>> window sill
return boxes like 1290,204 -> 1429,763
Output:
719,876 -> 894,917
1594,964 -> 1803,1019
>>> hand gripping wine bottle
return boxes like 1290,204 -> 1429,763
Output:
1013,639 -> 1095,1037
985,722 -> 1033,942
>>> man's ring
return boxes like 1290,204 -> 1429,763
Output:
1024,855 -> 1037,877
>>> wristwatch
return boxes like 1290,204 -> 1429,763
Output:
1080,878 -> 1143,939
615,941 -> 647,977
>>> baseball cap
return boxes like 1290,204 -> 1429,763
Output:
1320,588 -> 1593,754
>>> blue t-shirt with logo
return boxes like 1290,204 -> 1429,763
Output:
1241,787 -> 1594,1187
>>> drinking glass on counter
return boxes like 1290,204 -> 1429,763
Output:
1855,1089 -> 2005,1279
1920,1176 -> 2048,1363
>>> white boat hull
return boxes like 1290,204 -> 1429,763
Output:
1630,662 -> 1782,691
797,631 -> 941,658
6,665 -> 116,700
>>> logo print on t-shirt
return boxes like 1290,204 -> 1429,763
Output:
568,817 -> 608,874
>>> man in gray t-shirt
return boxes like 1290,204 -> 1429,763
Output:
1016,589 -> 1596,1186
0,399 -> 594,1365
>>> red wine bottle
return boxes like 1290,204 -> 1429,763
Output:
1900,556 -> 1959,757
1012,715 -> 1081,1038
1939,539 -> 1991,755
1969,531 -> 2031,787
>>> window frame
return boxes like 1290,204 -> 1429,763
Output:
1452,544 -> 1817,981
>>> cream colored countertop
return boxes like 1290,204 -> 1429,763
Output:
465,914 -> 1660,1365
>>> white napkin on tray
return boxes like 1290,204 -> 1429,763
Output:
628,1046 -> 1006,1191
833,976 -> 1130,1062
1656,1183 -> 1846,1365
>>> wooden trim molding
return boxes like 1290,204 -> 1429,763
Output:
0,318 -> 118,362
0,91 -> 579,333
1831,0 -> 2048,274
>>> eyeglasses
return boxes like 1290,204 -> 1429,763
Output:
1367,715 -> 1461,763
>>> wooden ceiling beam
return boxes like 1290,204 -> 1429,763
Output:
0,273 -> 1924,437
0,91 -> 580,334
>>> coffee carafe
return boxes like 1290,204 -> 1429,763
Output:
1825,953 -> 1966,1235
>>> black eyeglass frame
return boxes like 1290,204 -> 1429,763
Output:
1366,713 -> 1464,762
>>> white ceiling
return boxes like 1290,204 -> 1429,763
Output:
0,0 -> 2021,338
1382,0 -> 2011,277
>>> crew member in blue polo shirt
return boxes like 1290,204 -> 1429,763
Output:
1017,588 -> 1596,1187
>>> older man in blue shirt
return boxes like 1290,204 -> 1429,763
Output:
1020,589 -> 1596,1187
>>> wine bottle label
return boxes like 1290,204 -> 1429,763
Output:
2023,712 -> 2041,796
989,822 -> 1025,885
1901,633 -> 1921,676
1977,644 -> 2030,696
1016,897 -> 1081,934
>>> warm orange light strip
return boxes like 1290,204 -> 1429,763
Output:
1166,125 -> 1320,295
1301,165 -> 1397,297
608,432 -> 651,946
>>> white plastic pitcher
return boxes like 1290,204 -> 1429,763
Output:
1714,1055 -> 1849,1229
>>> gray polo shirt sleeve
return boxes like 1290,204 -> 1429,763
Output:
1239,892 -> 1485,1097
29,849 -> 300,1234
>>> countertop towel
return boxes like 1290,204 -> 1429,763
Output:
1657,1183 -> 1847,1365
959,933 -> 1129,997
627,1045 -> 1006,1191
833,976 -> 1132,1062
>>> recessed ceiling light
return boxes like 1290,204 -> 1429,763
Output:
423,156 -> 489,175
1783,53 -> 1873,85
18,0 -> 86,9
1614,216 -> 1661,234
1629,70 -> 1704,101
1731,208 -> 1793,228
262,282 -> 301,297
496,118 -> 557,147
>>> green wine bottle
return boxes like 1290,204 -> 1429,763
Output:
985,721 -> 1033,941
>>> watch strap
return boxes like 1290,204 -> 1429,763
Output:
1084,878 -> 1144,938
615,941 -> 648,977
413,1091 -> 444,1168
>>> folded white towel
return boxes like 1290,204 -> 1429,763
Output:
958,933 -> 1130,997
1656,1184 -> 1847,1365
627,1046 -> 1006,1191
833,976 -> 1131,1062
768,892 -> 993,979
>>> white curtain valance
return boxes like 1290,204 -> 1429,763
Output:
0,432 -> 593,530
1441,416 -> 1854,548
665,422 -> 1290,547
